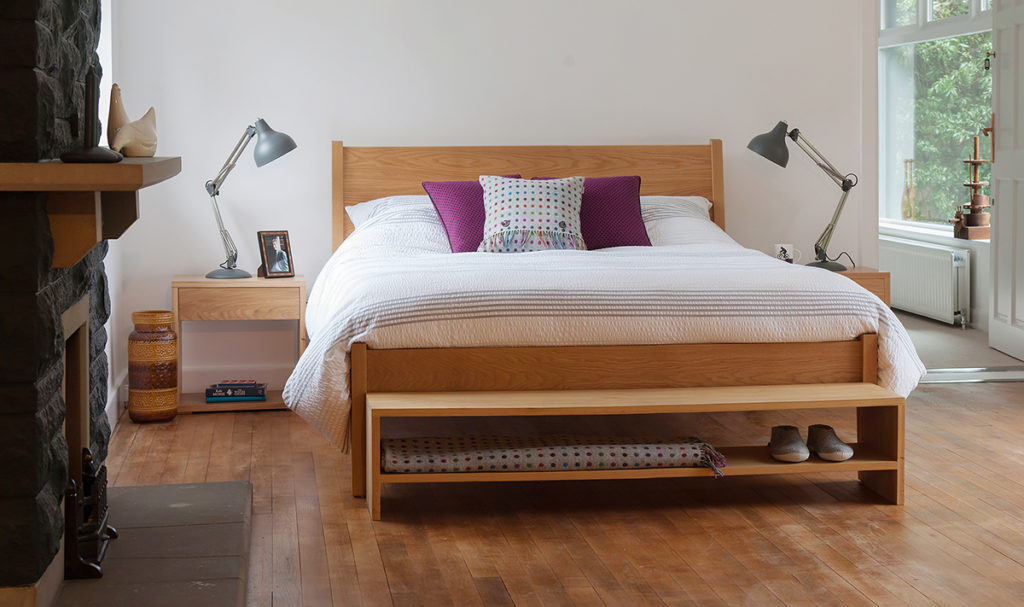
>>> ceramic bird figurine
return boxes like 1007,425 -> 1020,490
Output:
107,83 -> 157,157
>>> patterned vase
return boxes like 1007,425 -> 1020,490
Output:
128,310 -> 178,422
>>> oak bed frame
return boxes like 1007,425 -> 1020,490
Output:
330,140 -> 900,507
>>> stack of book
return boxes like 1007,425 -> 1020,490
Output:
205,380 -> 267,403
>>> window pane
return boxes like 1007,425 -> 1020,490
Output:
931,0 -> 969,20
882,0 -> 916,28
879,32 -> 992,224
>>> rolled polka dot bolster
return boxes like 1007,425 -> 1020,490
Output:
382,435 -> 726,476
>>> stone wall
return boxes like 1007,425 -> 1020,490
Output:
0,0 -> 102,160
0,0 -> 110,588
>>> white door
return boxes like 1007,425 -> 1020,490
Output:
989,0 -> 1024,358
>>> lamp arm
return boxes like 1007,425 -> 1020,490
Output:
812,188 -> 851,262
203,124 -> 256,271
208,192 -> 240,269
787,128 -> 858,265
789,130 -> 854,190
205,125 -> 257,196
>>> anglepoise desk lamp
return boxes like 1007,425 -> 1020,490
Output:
747,121 -> 858,271
204,118 -> 297,278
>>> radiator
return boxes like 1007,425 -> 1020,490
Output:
879,235 -> 970,326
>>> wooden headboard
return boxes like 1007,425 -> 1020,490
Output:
332,140 -> 724,250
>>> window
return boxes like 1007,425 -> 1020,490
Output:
882,0 -> 917,28
879,0 -> 992,226
931,0 -> 969,20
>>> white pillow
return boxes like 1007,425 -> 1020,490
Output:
345,195 -> 435,228
640,196 -> 712,221
640,196 -> 735,247
342,201 -> 451,255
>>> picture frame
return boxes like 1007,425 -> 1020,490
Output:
257,230 -> 295,278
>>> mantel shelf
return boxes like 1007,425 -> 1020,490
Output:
0,156 -> 181,192
0,156 -> 181,267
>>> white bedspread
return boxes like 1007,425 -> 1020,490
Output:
284,207 -> 925,451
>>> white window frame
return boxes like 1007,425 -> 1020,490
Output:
878,0 -> 992,230
880,0 -> 991,48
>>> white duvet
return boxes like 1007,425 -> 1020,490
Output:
284,196 -> 925,450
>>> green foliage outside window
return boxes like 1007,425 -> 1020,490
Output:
885,0 -> 916,27
886,0 -> 970,27
931,0 -> 969,20
899,31 -> 991,224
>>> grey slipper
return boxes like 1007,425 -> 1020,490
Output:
769,425 -> 809,463
807,424 -> 854,462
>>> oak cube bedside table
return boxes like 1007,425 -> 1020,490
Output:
838,267 -> 890,306
171,275 -> 307,413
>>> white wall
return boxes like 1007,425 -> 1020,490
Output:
98,0 -> 125,429
109,0 -> 877,387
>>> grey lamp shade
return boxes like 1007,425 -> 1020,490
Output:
253,118 -> 297,167
747,121 -> 791,168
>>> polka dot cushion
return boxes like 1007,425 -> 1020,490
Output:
477,176 -> 586,253
383,435 -> 726,476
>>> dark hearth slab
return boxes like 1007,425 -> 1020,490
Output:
109,482 -> 251,528
112,522 -> 247,560
89,556 -> 245,585
56,578 -> 243,607
56,481 -> 251,607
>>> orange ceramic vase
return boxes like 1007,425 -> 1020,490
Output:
128,310 -> 178,422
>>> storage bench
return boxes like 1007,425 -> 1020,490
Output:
364,382 -> 905,519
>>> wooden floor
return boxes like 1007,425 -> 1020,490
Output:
107,382 -> 1024,606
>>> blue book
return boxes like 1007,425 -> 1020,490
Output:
205,395 -> 268,403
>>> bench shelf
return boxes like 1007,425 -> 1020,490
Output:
379,444 -> 897,484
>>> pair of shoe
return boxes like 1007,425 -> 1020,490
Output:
769,424 -> 853,463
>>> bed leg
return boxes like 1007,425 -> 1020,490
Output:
367,411 -> 381,520
351,343 -> 367,497
857,403 -> 905,505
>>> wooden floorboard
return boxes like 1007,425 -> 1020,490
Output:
106,382 -> 1024,606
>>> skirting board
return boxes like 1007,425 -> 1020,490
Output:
105,369 -> 128,435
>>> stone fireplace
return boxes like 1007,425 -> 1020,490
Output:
0,0 -> 111,600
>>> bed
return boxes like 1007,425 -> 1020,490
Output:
283,140 -> 925,501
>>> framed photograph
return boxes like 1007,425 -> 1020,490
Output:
257,230 -> 295,278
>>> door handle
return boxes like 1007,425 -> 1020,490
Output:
982,113 -> 995,161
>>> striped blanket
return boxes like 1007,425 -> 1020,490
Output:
283,197 -> 925,451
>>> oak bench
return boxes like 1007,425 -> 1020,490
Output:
364,382 -> 905,519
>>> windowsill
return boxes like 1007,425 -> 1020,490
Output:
879,219 -> 989,248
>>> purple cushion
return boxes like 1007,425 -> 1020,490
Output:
533,176 -> 650,249
423,175 -> 521,252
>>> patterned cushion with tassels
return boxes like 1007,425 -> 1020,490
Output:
383,435 -> 727,476
478,175 -> 586,253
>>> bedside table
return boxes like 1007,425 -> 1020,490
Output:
171,275 -> 307,413
838,267 -> 890,306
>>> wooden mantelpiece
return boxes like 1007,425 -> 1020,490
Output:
0,157 -> 181,191
0,157 -> 181,267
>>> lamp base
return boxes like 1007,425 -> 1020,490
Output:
806,259 -> 847,272
206,267 -> 252,279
